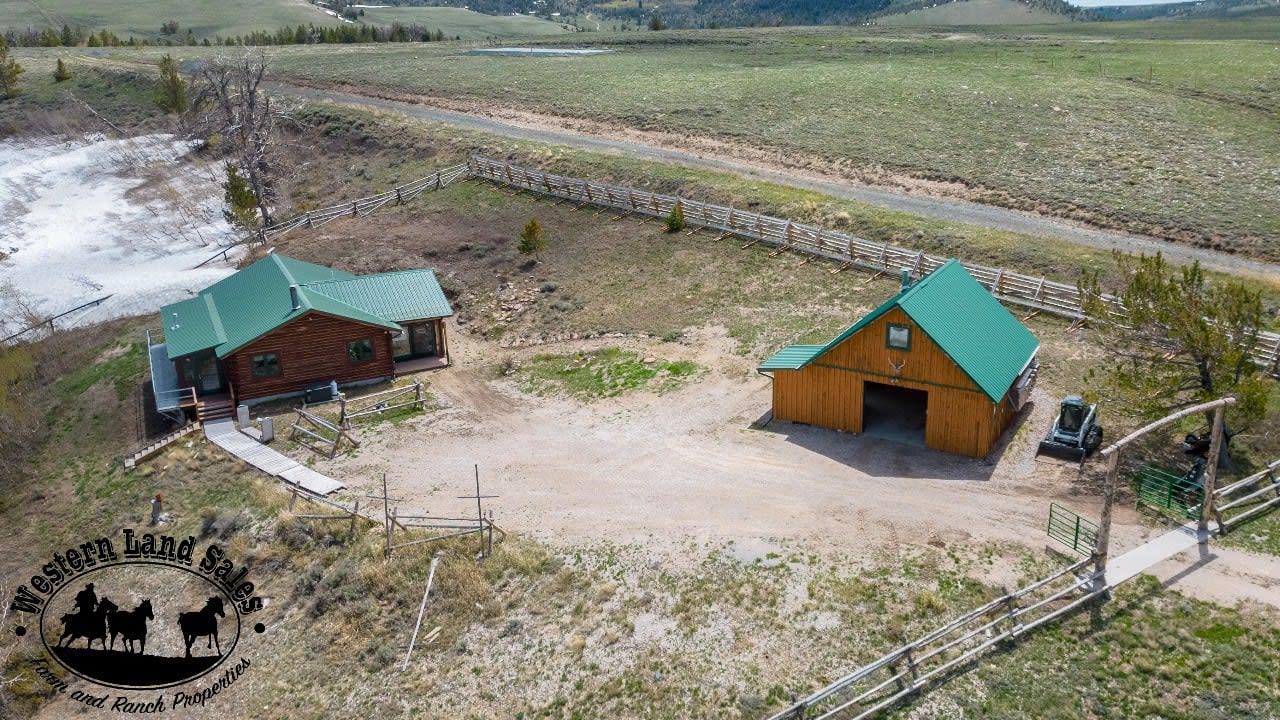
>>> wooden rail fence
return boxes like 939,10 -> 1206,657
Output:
182,155 -> 1280,377
338,381 -> 426,428
765,557 -> 1101,720
1212,458 -> 1280,532
191,162 -> 471,269
464,156 -> 1280,376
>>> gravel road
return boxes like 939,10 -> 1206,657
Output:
271,82 -> 1279,280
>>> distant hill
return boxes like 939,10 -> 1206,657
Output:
0,0 -> 569,41
1089,0 -> 1280,20
875,0 -> 1079,25
359,0 -> 1091,29
0,0 -> 331,40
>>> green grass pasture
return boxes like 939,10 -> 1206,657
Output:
264,23 -> 1280,258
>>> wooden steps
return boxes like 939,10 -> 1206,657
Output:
197,396 -> 235,423
124,422 -> 202,470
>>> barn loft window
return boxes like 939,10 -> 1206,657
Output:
252,352 -> 281,377
886,323 -> 912,350
348,338 -> 374,363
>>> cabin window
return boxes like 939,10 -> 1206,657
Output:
886,324 -> 912,351
252,352 -> 281,377
348,339 -> 375,363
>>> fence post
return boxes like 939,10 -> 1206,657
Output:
351,201 -> 358,218
1199,404 -> 1226,533
903,644 -> 920,686
1093,450 -> 1121,594
396,187 -> 403,205
1002,587 -> 1020,637
350,499 -> 360,538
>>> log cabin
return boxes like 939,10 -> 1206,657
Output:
758,259 -> 1039,458
148,253 -> 453,421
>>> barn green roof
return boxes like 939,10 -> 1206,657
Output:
758,260 -> 1039,403
162,254 -> 453,360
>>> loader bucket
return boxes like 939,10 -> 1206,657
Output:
1038,440 -> 1086,463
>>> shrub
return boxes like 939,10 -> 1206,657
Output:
517,218 -> 546,261
665,202 -> 685,233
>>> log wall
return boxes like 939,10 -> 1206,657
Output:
225,312 -> 396,401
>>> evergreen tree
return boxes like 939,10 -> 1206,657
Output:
154,54 -> 187,113
54,57 -> 71,82
517,218 -> 547,262
0,38 -> 23,98
1080,252 -> 1270,434
222,164 -> 260,229
665,201 -> 685,233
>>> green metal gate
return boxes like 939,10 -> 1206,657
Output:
1134,464 -> 1202,519
1047,503 -> 1098,555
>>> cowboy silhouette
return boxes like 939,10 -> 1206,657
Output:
74,583 -> 97,615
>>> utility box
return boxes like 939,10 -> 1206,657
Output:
259,417 -> 275,443
303,381 -> 336,404
236,404 -> 251,427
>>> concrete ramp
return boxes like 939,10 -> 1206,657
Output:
204,419 -> 344,495
1105,521 -> 1209,589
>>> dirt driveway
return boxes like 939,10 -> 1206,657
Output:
320,323 -> 1280,608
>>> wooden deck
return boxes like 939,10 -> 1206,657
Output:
204,419 -> 344,495
395,356 -> 448,375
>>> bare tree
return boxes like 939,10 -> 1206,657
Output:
186,51 -> 298,228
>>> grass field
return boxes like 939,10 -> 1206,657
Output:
254,22 -> 1280,259
0,0 -> 334,40
0,0 -> 572,41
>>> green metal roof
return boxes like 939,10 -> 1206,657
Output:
307,269 -> 454,323
162,254 -> 452,360
757,345 -> 825,371
758,260 -> 1039,403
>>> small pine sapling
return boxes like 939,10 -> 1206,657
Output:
54,58 -> 71,83
518,218 -> 547,262
665,202 -> 685,233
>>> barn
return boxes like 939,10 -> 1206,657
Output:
758,259 -> 1039,458
147,253 -> 453,421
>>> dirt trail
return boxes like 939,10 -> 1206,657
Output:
269,81 -> 1280,280
321,324 -> 1280,609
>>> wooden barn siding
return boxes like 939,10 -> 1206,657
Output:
225,312 -> 395,400
771,308 -> 1017,458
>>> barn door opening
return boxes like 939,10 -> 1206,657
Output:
862,381 -> 927,446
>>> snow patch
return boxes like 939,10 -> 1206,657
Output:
0,134 -> 242,335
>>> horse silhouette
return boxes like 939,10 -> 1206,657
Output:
58,597 -> 118,649
178,597 -> 225,658
107,599 -> 154,654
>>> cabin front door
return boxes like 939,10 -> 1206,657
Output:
394,322 -> 438,360
196,354 -> 224,395
410,323 -> 437,357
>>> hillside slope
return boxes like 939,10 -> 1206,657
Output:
0,0 -> 333,39
876,0 -> 1076,25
